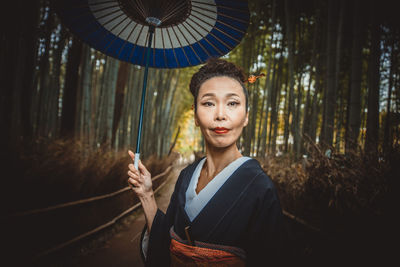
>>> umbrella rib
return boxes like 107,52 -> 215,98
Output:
103,15 -> 130,53
152,28 -> 156,66
191,8 -> 241,36
98,10 -> 126,29
116,19 -> 136,58
188,14 -> 232,51
191,5 -> 248,36
182,21 -> 211,57
65,0 -> 111,9
161,0 -> 185,21
191,1 -> 249,14
66,11 -> 122,46
216,12 -> 248,25
89,0 -> 116,7
85,13 -> 128,52
94,8 -> 121,21
133,0 -> 147,19
90,4 -> 119,14
175,24 -> 203,64
186,17 -> 223,55
62,3 -> 109,27
160,29 -> 168,67
161,1 -> 187,22
66,4 -> 118,28
83,13 -> 125,56
128,24 -> 145,63
140,28 -> 150,65
110,14 -> 130,33
214,17 -> 245,34
171,26 -> 192,66
190,3 -> 217,15
190,11 -> 235,49
158,0 -> 169,14
166,28 -> 180,68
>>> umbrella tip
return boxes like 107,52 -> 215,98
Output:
146,17 -> 162,27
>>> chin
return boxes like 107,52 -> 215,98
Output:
208,139 -> 237,150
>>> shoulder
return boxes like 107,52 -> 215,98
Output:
241,158 -> 279,199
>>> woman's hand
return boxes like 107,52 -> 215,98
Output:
127,150 -> 153,199
127,150 -> 157,232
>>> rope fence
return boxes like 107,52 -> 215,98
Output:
9,163 -> 326,261
8,166 -> 172,218
282,210 -> 321,233
33,165 -> 173,260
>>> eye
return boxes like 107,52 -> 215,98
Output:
202,101 -> 214,107
228,101 -> 239,107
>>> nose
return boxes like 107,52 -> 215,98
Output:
215,104 -> 226,121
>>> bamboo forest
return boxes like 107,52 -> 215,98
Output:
1,0 -> 399,266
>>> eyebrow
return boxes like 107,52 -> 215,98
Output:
200,93 -> 240,99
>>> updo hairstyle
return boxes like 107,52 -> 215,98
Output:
189,58 -> 249,111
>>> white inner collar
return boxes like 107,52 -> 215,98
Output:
184,156 -> 251,222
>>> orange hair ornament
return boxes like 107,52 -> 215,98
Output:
247,73 -> 266,83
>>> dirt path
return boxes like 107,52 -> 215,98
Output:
75,164 -> 185,267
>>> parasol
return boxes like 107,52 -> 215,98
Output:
55,0 -> 250,168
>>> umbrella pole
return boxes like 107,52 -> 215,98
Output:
134,25 -> 155,169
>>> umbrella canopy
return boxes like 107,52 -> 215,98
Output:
55,0 -> 250,68
55,0 -> 250,167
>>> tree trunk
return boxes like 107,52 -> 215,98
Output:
2,0 -> 40,153
284,0 -> 296,154
270,53 -> 283,155
60,36 -> 83,138
383,38 -> 396,153
36,6 -> 54,138
77,44 -> 93,143
365,1 -> 381,154
111,61 -> 129,148
346,0 -> 364,153
48,26 -> 68,139
334,0 -> 345,150
322,0 -> 338,148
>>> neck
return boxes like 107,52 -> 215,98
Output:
204,143 -> 242,178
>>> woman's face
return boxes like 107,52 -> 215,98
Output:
195,76 -> 248,150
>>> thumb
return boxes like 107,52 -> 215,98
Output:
128,150 -> 135,163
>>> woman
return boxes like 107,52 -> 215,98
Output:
127,58 -> 285,266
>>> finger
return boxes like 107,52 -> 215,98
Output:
127,170 -> 139,179
128,163 -> 138,173
138,160 -> 151,176
128,150 -> 135,163
128,177 -> 140,187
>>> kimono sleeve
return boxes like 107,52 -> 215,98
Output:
245,182 -> 287,266
139,169 -> 185,267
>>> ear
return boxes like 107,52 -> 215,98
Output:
243,112 -> 249,127
194,111 -> 199,126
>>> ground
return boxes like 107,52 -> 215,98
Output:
72,164 -> 184,267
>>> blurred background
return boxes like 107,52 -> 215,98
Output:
1,0 -> 399,265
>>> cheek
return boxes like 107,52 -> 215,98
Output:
195,109 -> 211,127
232,110 -> 248,127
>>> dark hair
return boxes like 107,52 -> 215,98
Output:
189,58 -> 249,111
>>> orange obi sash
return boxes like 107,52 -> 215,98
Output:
169,227 -> 246,267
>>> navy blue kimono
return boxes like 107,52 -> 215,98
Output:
141,157 -> 285,266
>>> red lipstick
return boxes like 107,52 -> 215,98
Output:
213,127 -> 229,134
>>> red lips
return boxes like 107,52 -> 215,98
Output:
213,127 -> 229,134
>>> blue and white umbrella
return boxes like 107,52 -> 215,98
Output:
55,0 -> 250,166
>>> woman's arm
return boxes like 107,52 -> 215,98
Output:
127,150 -> 158,232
